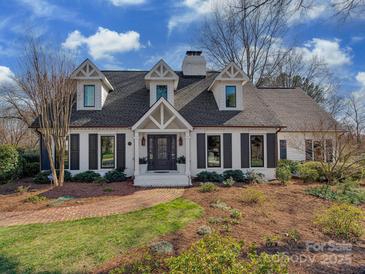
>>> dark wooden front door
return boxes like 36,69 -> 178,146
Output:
148,135 -> 177,170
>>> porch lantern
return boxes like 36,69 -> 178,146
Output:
179,136 -> 183,146
141,136 -> 146,146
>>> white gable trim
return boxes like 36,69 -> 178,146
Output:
208,62 -> 249,91
132,97 -> 193,131
144,59 -> 179,89
72,59 -> 114,90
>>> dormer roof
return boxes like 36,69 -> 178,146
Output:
144,59 -> 179,90
208,62 -> 249,91
71,59 -> 114,91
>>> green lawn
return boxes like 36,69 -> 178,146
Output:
0,198 -> 202,273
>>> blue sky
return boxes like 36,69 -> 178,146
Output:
0,0 -> 365,97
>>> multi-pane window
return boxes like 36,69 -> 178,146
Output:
305,139 -> 313,161
207,135 -> 221,167
279,140 -> 287,160
251,135 -> 264,167
325,139 -> 333,162
156,85 -> 168,100
101,136 -> 115,168
84,85 -> 95,107
314,141 -> 324,161
225,86 -> 236,108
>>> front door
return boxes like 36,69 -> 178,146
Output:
148,135 -> 177,170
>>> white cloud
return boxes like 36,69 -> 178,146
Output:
0,66 -> 15,87
288,4 -> 327,25
108,0 -> 146,6
356,72 -> 365,88
296,38 -> 351,67
62,27 -> 141,61
168,0 -> 218,32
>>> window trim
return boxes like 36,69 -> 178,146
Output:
100,135 -> 116,169
225,85 -> 237,108
84,85 -> 96,107
206,134 -> 222,168
250,134 -> 265,168
156,84 -> 168,101
279,139 -> 287,160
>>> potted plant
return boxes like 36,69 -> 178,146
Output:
139,157 -> 148,174
177,155 -> 186,173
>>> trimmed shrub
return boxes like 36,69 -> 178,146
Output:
197,225 -> 212,236
23,162 -> 40,177
104,169 -> 126,182
278,160 -> 300,174
149,240 -> 174,256
315,203 -> 364,241
199,182 -> 217,193
241,188 -> 266,205
0,144 -> 21,182
298,161 -> 323,182
223,170 -> 245,182
73,170 -> 101,182
33,170 -> 72,184
196,171 -> 224,182
166,233 -> 244,273
222,177 -> 235,187
245,171 -> 266,184
276,165 -> 291,185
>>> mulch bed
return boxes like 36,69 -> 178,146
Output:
100,181 -> 365,274
0,179 -> 143,212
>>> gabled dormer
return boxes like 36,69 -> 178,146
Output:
144,59 -> 179,107
209,62 -> 249,111
71,59 -> 114,110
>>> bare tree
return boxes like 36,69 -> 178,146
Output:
332,0 -> 365,17
200,0 -> 294,85
344,95 -> 365,144
6,39 -> 76,187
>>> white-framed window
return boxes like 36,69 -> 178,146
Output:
84,85 -> 95,107
250,135 -> 264,167
225,85 -> 236,108
206,134 -> 222,168
100,135 -> 115,169
305,139 -> 333,162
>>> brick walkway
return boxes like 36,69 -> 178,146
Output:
0,188 -> 184,227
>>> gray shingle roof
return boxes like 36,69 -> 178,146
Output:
257,87 -> 338,131
32,71 -> 335,130
66,71 -> 284,128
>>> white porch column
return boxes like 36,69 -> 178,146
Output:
134,131 -> 140,176
185,131 -> 191,176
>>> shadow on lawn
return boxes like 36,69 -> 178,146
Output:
0,254 -> 20,273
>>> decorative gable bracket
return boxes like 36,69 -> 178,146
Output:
144,59 -> 179,90
71,59 -> 114,91
208,62 -> 249,91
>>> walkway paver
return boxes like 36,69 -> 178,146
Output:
0,188 -> 184,227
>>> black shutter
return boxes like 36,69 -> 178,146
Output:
267,133 -> 277,168
70,134 -> 80,170
40,135 -> 51,170
197,133 -> 206,169
241,133 -> 250,168
116,134 -> 126,170
223,133 -> 232,168
89,134 -> 98,170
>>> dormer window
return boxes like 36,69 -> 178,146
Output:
84,85 -> 95,107
225,86 -> 236,108
156,85 -> 168,100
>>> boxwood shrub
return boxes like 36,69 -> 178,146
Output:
223,170 -> 245,182
104,169 -> 126,182
298,161 -> 324,182
73,170 -> 101,182
0,144 -> 22,182
196,171 -> 224,182
276,165 -> 291,184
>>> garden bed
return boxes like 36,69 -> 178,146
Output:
0,179 -> 140,212
104,180 -> 365,274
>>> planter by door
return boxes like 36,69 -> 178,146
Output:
147,135 -> 177,170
